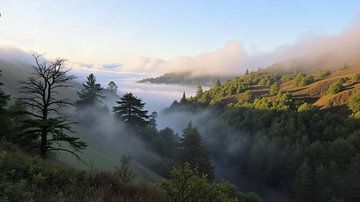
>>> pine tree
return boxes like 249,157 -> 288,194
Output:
113,92 -> 149,128
76,73 -> 104,107
176,122 -> 214,181
19,55 -> 87,159
196,84 -> 203,98
245,69 -> 249,75
180,92 -> 187,104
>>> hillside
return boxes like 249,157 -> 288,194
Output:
138,71 -> 233,86
0,59 -> 162,182
188,64 -> 360,112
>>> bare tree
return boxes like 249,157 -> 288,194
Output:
19,54 -> 86,159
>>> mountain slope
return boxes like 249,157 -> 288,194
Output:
0,59 -> 162,182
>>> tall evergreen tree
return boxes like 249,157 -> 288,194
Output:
113,92 -> 149,128
176,122 -> 214,180
19,55 -> 87,159
180,92 -> 187,104
0,70 -> 10,138
76,73 -> 104,107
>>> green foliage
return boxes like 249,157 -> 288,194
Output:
352,73 -> 360,82
113,92 -> 149,129
176,123 -> 214,180
269,83 -> 280,95
76,73 -> 104,107
297,103 -> 315,112
349,91 -> 360,113
191,72 -> 282,106
319,70 -> 331,79
328,80 -> 345,95
139,71 -> 231,86
293,73 -> 314,87
293,160 -> 312,201
0,141 -> 168,201
161,163 -> 240,202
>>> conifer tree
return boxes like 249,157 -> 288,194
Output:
176,122 -> 214,180
113,92 -> 149,128
180,92 -> 187,104
76,73 -> 104,107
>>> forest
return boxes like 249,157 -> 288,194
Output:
0,55 -> 262,202
1,54 -> 360,201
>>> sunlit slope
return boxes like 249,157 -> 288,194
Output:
219,65 -> 360,111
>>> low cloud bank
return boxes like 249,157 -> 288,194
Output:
2,19 -> 360,75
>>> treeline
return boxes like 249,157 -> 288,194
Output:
0,55 -> 262,201
167,69 -> 360,202
138,71 -> 232,86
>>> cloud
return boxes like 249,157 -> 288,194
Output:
102,63 -> 123,69
120,41 -> 247,76
2,18 -> 360,76
120,19 -> 360,75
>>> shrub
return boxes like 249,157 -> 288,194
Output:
352,73 -> 360,82
161,163 -> 241,202
298,103 -> 315,112
294,73 -> 314,87
328,80 -> 345,95
319,70 -> 331,79
270,83 -> 280,95
349,91 -> 360,113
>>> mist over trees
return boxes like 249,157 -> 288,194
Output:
176,123 -> 214,181
76,73 -> 104,108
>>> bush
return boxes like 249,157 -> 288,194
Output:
319,70 -> 331,79
349,91 -> 360,113
328,80 -> 345,95
294,73 -> 314,87
298,103 -> 315,112
270,83 -> 280,95
161,163 -> 246,202
352,73 -> 360,82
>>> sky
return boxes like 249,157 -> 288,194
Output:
1,0 -> 360,74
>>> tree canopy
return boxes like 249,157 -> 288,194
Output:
176,123 -> 214,181
76,73 -> 104,107
113,92 -> 149,129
